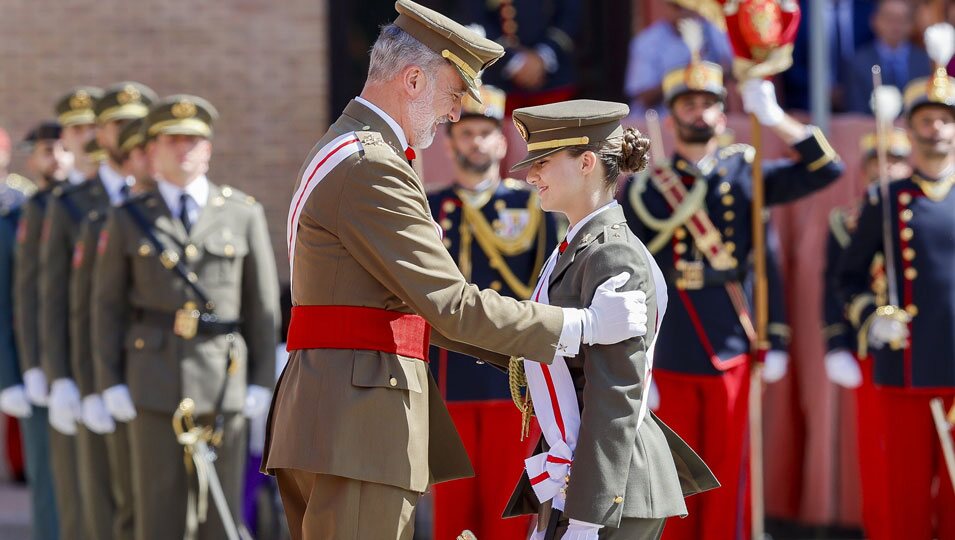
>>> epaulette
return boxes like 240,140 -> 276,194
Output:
219,185 -> 258,206
503,178 -> 530,191
355,130 -> 384,148
5,173 -> 37,197
719,143 -> 756,163
601,221 -> 628,244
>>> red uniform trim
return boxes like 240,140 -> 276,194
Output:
286,305 -> 431,361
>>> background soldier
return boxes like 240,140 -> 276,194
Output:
837,41 -> 955,540
426,84 -> 558,539
92,94 -> 279,540
822,128 -> 912,539
68,82 -> 157,540
618,59 -> 843,540
40,86 -> 103,540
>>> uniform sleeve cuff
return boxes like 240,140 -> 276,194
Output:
557,308 -> 583,357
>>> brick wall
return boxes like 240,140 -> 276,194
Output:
0,0 -> 329,281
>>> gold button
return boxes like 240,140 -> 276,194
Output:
223,244 -> 235,257
441,219 -> 453,230
443,201 -> 456,213
903,247 -> 916,261
899,193 -> 912,205
185,244 -> 199,259
221,187 -> 233,197
719,182 -> 731,194
906,304 -> 919,317
723,211 -> 735,221
725,241 -> 736,253
675,278 -> 686,290
389,377 -> 398,387
490,280 -> 502,291
674,228 -> 686,240
611,224 -> 620,230
900,209 -> 913,222
443,237 -> 452,248
564,475 -> 571,483
88,210 -> 100,220
187,272 -> 198,283
722,195 -> 735,206
613,496 -> 624,504
674,243 -> 687,255
901,228 -> 914,241
905,267 -> 918,280
138,244 -> 152,256
725,227 -> 734,237
134,338 -> 145,350
495,200 -> 506,211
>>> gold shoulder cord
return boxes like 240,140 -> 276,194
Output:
828,207 -> 852,249
461,191 -> 545,299
508,356 -> 534,441
628,168 -> 708,253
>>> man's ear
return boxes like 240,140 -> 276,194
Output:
403,65 -> 427,99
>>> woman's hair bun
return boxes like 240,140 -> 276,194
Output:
619,127 -> 650,174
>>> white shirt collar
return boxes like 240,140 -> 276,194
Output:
566,200 -> 618,243
67,169 -> 86,185
98,162 -> 131,204
156,174 -> 210,215
355,96 -> 410,150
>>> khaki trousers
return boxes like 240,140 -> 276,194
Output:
276,469 -> 420,540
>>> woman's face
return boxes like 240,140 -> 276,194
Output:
525,149 -> 592,216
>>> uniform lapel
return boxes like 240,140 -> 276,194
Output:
149,189 -> 188,246
186,183 -> 221,243
342,100 -> 407,160
548,206 -> 627,288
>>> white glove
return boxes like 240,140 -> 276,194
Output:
0,385 -> 33,418
868,315 -> 909,349
741,79 -> 784,127
242,385 -> 272,419
22,367 -> 48,406
102,385 -> 137,422
81,394 -> 116,434
48,378 -> 82,435
647,379 -> 660,411
563,519 -> 603,540
825,349 -> 862,389
582,272 -> 648,345
762,350 -> 789,383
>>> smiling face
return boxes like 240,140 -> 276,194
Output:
524,149 -> 603,223
406,62 -> 467,148
908,105 -> 955,160
668,92 -> 725,144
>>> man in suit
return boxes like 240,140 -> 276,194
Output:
844,0 -> 933,115
427,84 -> 558,539
92,94 -> 280,540
837,66 -> 955,540
263,2 -> 651,538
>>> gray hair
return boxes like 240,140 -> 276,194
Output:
367,25 -> 446,84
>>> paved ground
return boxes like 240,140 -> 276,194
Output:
0,481 -> 31,539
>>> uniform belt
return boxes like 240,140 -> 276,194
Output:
665,266 -> 747,289
286,305 -> 431,361
133,308 -> 241,336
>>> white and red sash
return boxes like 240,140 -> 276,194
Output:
286,131 -> 442,282
523,237 -> 668,511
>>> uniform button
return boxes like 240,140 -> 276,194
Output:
611,224 -> 620,230
674,243 -> 687,255
185,244 -> 199,259
442,201 -> 457,213
582,233 -> 592,243
613,496 -> 624,504
138,244 -> 152,256
903,247 -> 916,261
223,244 -> 235,257
490,280 -> 502,291
906,304 -> 919,317
725,241 -> 736,253
725,227 -> 734,237
389,377 -> 398,387
901,228 -> 914,241
495,200 -> 507,211
905,267 -> 918,280
723,211 -> 735,221
900,209 -> 913,222
564,475 -> 571,483
88,210 -> 100,220
441,219 -> 453,230
674,228 -> 686,240
719,182 -> 732,194
134,338 -> 145,350
722,195 -> 735,206
187,272 -> 199,283
221,187 -> 233,197
899,193 -> 912,205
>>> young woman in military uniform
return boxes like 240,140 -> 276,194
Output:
502,99 -> 717,540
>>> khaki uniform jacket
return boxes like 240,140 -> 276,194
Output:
40,177 -> 109,382
262,100 -> 569,493
503,206 -> 719,527
14,187 -> 53,374
70,215 -> 107,397
91,184 -> 279,413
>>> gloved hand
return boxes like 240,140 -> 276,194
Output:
0,385 -> 32,418
242,385 -> 272,419
647,379 -> 660,411
762,350 -> 789,383
102,385 -> 138,422
741,79 -> 785,127
563,519 -> 603,540
48,378 -> 82,435
869,315 -> 909,349
82,394 -> 116,434
825,349 -> 862,388
582,272 -> 648,345
22,367 -> 48,406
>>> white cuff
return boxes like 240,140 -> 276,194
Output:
557,308 -> 583,357
568,519 -> 604,529
535,44 -> 559,73
504,52 -> 528,78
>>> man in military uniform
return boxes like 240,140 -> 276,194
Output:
837,65 -> 955,540
263,2 -> 649,538
426,84 -> 558,539
92,94 -> 279,540
66,82 -> 157,540
2,122 -> 65,540
459,0 -> 581,112
618,60 -> 843,540
822,128 -> 911,539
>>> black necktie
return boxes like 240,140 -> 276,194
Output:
179,193 -> 192,233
